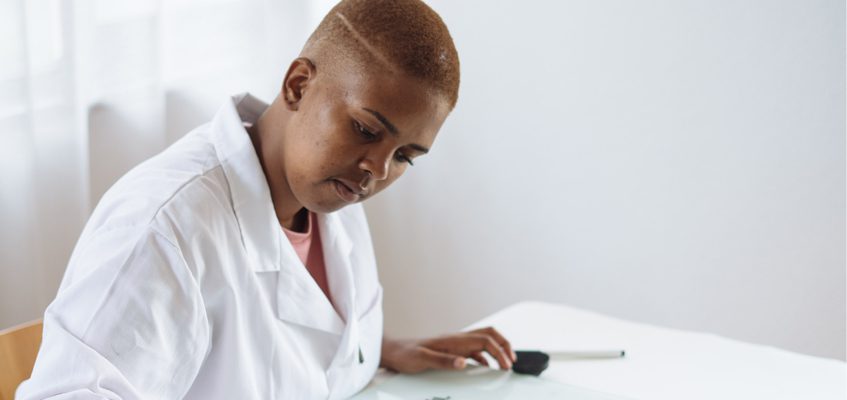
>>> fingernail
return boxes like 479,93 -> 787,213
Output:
511,350 -> 517,362
454,358 -> 466,369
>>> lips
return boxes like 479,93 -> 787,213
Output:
333,179 -> 366,203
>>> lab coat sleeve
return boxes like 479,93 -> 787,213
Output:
17,226 -> 210,399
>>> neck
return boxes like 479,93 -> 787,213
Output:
248,101 -> 305,231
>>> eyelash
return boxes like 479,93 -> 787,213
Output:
353,120 -> 414,166
396,153 -> 414,166
354,120 -> 377,140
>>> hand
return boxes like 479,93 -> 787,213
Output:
379,326 -> 517,374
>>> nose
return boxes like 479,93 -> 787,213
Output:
358,146 -> 392,183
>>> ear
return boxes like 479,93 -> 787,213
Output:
281,57 -> 317,111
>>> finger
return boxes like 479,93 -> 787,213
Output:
475,326 -> 517,362
469,351 -> 489,367
420,347 -> 466,371
471,334 -> 512,370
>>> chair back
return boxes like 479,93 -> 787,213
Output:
0,320 -> 43,400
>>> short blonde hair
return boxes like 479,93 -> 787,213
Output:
304,0 -> 460,109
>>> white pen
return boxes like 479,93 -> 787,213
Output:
547,350 -> 626,360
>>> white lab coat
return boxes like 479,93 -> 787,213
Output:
17,94 -> 384,399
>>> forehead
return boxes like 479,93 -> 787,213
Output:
319,65 -> 450,139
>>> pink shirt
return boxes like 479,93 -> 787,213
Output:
282,211 -> 332,303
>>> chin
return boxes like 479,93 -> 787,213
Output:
304,198 -> 349,214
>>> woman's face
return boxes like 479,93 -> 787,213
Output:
279,60 -> 451,214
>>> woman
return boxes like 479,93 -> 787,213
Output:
18,0 -> 515,398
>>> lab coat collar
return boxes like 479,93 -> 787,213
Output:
211,93 -> 281,273
212,93 -> 361,336
211,93 -> 376,389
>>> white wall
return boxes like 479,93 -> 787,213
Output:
365,0 -> 846,361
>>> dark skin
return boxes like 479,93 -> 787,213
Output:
248,57 -> 516,373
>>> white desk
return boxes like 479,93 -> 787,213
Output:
368,301 -> 846,399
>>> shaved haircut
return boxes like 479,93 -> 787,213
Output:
303,0 -> 460,109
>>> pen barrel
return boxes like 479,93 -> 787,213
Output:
548,350 -> 625,360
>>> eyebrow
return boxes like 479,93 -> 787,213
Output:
362,107 -> 430,154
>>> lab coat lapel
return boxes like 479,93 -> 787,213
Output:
215,94 -> 376,396
320,212 -> 355,323
277,216 -> 344,335
320,212 -> 365,395
212,93 -> 279,273
213,94 -> 344,334
274,213 -> 348,335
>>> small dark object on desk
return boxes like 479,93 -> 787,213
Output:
511,350 -> 550,376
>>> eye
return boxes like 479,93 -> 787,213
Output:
353,120 -> 377,140
394,152 -> 414,166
